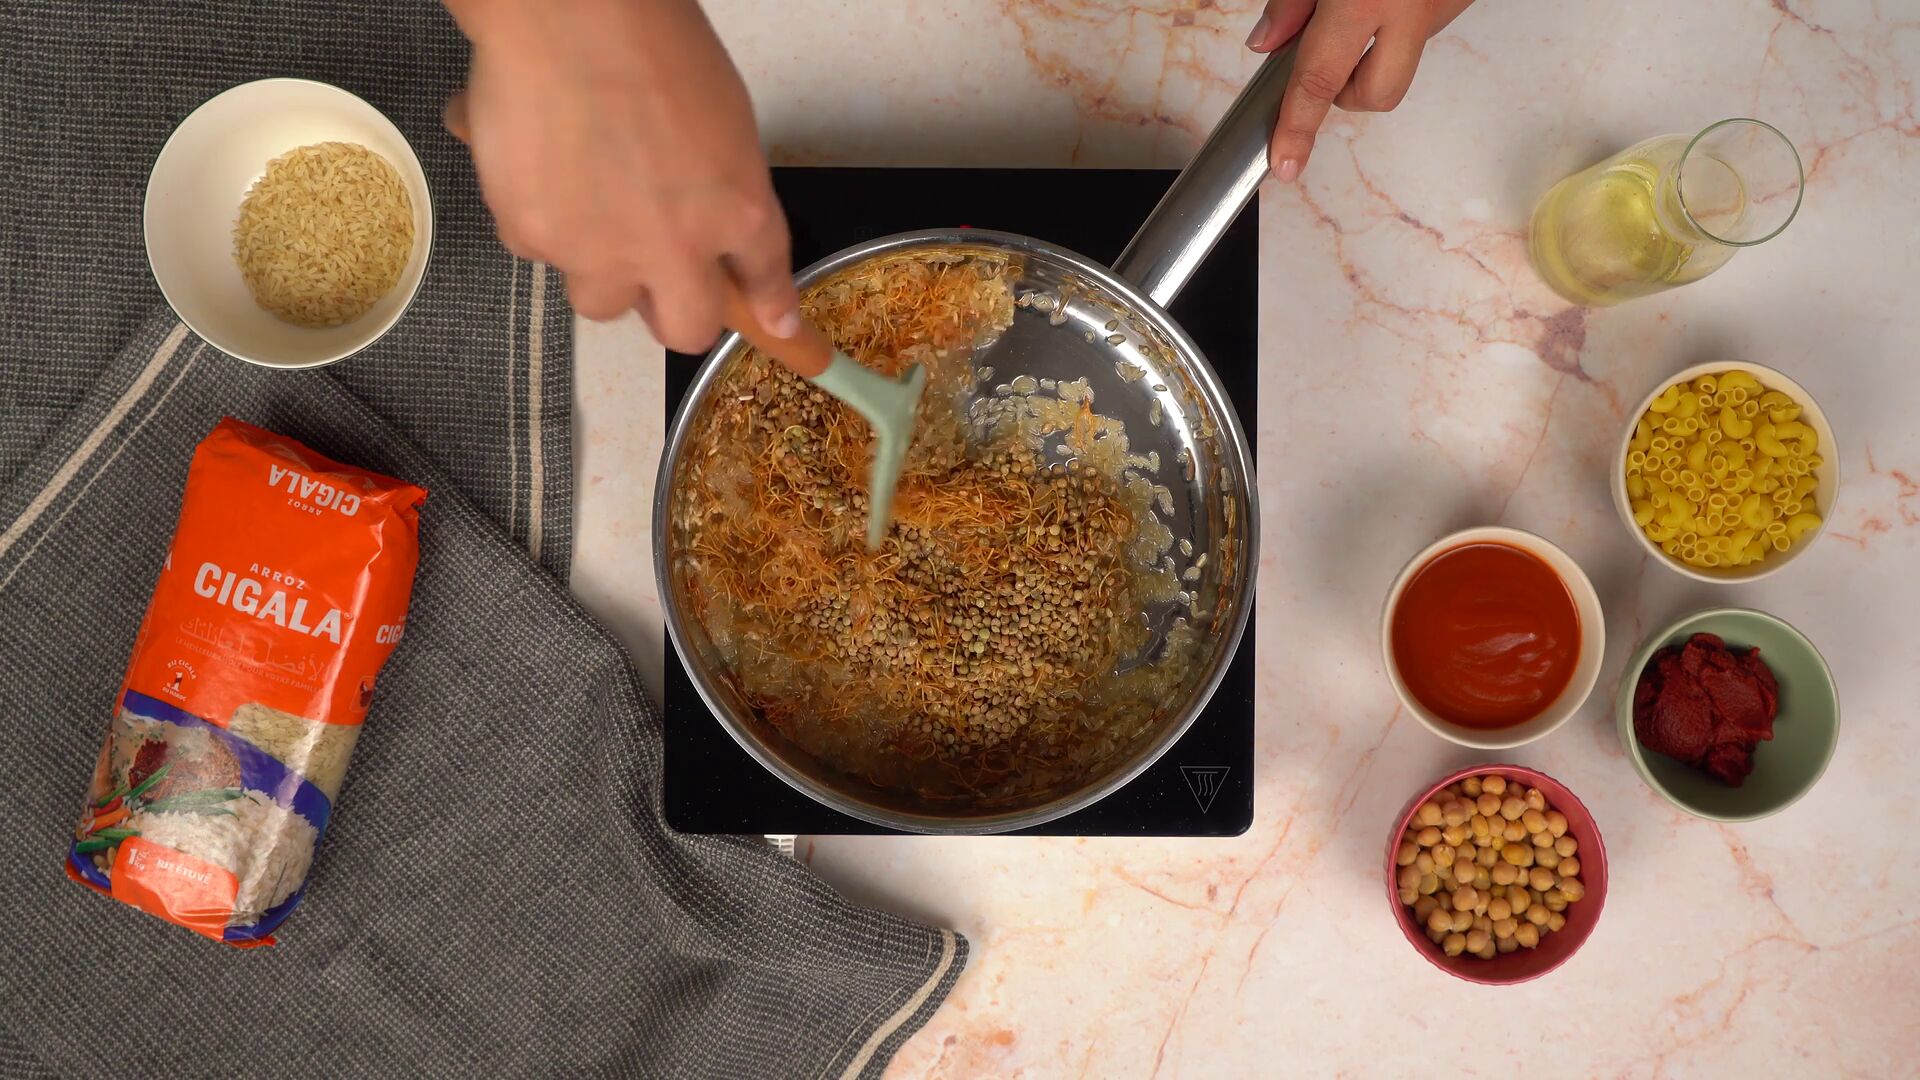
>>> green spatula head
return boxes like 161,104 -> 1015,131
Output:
808,353 -> 926,550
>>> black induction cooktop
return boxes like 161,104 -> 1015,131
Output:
663,167 -> 1255,836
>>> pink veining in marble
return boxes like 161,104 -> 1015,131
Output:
568,1 -> 1920,1075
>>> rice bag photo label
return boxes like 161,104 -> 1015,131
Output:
65,418 -> 426,946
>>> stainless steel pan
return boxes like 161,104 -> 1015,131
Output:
655,45 -> 1296,833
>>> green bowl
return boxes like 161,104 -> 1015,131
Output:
1614,608 -> 1838,821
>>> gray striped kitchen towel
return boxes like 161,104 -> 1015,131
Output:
1,0 -> 571,573
0,1 -> 968,1076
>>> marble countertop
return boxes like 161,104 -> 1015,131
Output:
570,1 -> 1919,1075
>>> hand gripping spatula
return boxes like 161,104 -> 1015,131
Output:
722,291 -> 925,550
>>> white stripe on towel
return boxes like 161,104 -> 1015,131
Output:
839,929 -> 959,1080
527,261 -> 547,562
0,321 -> 191,564
506,258 -> 522,538
1,335 -> 205,590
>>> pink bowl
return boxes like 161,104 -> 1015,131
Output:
1384,764 -> 1609,984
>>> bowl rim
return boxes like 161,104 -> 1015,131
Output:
1383,763 -> 1608,985
1379,526 -> 1606,749
1611,361 -> 1838,584
1611,605 -> 1840,822
142,76 -> 436,371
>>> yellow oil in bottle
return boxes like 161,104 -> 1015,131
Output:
1529,137 -> 1744,306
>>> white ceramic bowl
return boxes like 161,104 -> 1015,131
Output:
144,78 -> 434,369
1612,362 -> 1837,583
1380,526 -> 1606,749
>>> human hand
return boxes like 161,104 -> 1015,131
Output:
442,0 -> 798,352
1245,0 -> 1476,181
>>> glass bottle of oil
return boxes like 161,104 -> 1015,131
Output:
1529,119 -> 1802,306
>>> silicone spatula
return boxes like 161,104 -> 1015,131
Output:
722,290 -> 925,551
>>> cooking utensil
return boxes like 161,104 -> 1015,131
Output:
144,78 -> 434,369
656,44 -> 1298,833
720,290 -> 927,550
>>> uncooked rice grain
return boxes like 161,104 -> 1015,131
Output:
228,701 -> 360,802
233,141 -> 415,328
129,791 -> 318,925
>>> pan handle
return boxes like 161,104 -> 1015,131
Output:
1112,40 -> 1297,308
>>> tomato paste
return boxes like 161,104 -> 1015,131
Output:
1632,633 -> 1779,786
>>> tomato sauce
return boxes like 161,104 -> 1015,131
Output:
1390,543 -> 1580,729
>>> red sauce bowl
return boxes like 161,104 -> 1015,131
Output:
1384,764 -> 1608,985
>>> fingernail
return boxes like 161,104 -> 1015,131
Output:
765,308 -> 801,338
1244,13 -> 1270,50
1276,157 -> 1301,183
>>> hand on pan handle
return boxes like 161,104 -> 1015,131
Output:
1245,0 -> 1478,181
441,0 -> 799,353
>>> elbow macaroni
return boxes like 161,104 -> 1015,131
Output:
1627,369 -> 1821,569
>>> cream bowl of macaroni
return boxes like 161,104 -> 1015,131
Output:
1613,363 -> 1837,584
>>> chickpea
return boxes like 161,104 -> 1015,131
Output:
1475,847 -> 1499,869
1414,895 -> 1441,925
1527,904 -> 1552,927
1555,835 -> 1578,858
1477,940 -> 1499,960
1524,787 -> 1547,812
1545,810 -> 1569,838
1442,800 -> 1470,828
1398,886 -> 1418,905
1417,873 -> 1440,895
1417,826 -> 1442,847
1515,921 -> 1541,949
1502,843 -> 1529,866
1498,820 -> 1523,844
1559,856 -> 1581,879
1431,844 -> 1455,870
1536,846 -> 1561,871
1466,928 -> 1491,953
1441,824 -> 1471,848
1476,792 -> 1502,817
1548,912 -> 1567,933
1488,896 -> 1512,922
1471,868 -> 1491,891
1452,861 -> 1475,885
1398,864 -> 1421,889
1450,909 -> 1473,933
1427,926 -> 1448,945
1443,932 -> 1467,957
1491,863 -> 1518,887
1473,893 -> 1490,917
1559,877 -> 1586,903
1529,867 -> 1557,892
1492,917 -> 1518,939
1495,935 -> 1518,955
1482,775 -> 1507,796
1427,908 -> 1452,934
1507,887 -> 1531,914
1415,852 -> 1435,875
1462,776 -> 1483,797
1500,796 -> 1526,821
1473,915 -> 1492,933
1416,801 -> 1444,827
1396,841 -> 1419,867
1470,814 -> 1491,841
1532,831 -> 1555,849
1517,845 -> 1536,869
1521,808 -> 1548,834
1544,890 -> 1567,913
1453,886 -> 1479,912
